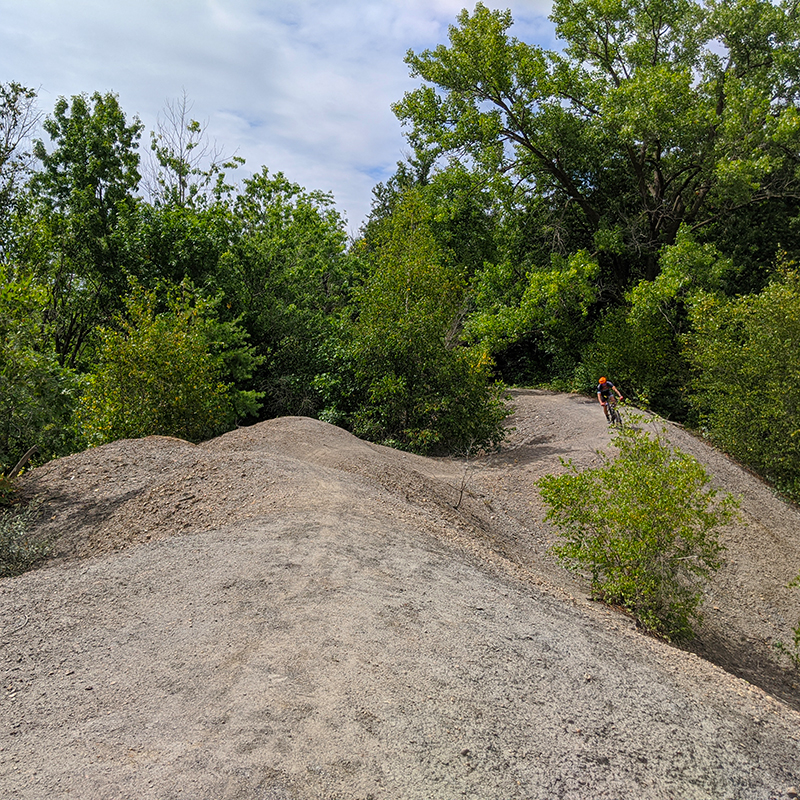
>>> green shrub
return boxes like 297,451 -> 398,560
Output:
537,422 -> 739,641
685,266 -> 800,501
581,305 -> 690,419
0,500 -> 51,578
76,280 -> 262,446
0,266 -> 80,472
465,250 -> 599,384
331,189 -> 510,454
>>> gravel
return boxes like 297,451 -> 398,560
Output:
2,389 -> 799,799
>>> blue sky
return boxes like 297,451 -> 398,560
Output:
1,1 -> 554,232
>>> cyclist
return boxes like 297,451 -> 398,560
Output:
596,377 -> 623,423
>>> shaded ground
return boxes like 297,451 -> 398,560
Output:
2,389 -> 799,799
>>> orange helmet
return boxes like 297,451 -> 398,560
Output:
598,377 -> 607,384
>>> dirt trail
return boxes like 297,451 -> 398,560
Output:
2,390 -> 799,799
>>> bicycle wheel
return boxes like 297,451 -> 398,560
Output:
610,405 -> 623,428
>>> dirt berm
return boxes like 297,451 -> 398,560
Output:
2,390 -> 800,799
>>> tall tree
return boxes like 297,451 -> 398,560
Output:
145,91 -> 243,208
394,0 -> 800,288
0,83 -> 39,261
332,189 -> 508,454
365,158 -> 499,281
30,92 -> 143,367
217,168 -> 351,417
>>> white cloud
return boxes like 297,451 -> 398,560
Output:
0,0 -> 554,231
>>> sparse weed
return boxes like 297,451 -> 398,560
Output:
0,474 -> 17,507
0,500 -> 51,578
773,573 -> 800,671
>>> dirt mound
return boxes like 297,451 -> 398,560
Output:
2,390 -> 800,799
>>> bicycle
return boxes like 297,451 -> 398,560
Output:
605,397 -> 623,428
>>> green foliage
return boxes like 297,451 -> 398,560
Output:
0,265 -> 79,472
395,0 -> 800,285
327,189 -> 509,454
32,91 -> 143,219
0,500 -> 51,578
218,168 -> 352,417
116,199 -> 232,288
581,231 -> 737,416
537,423 -> 738,640
76,280 -> 262,446
466,250 -> 598,382
685,265 -> 800,499
29,91 -> 144,368
365,159 -> 499,280
696,198 -> 800,295
0,475 -> 17,508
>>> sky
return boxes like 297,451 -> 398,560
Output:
1,0 -> 555,233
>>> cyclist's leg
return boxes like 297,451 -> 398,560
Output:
610,397 -> 623,426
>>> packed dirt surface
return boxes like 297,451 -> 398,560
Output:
2,389 -> 800,799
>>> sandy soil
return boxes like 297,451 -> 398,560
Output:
2,389 -> 800,799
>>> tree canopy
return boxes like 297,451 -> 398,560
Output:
28,92 -> 144,368
394,0 -> 800,286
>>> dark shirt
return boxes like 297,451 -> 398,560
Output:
597,382 -> 616,400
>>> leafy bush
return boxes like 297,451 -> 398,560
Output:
0,474 -> 17,507
330,189 -> 510,454
0,500 -> 50,578
537,422 -> 739,640
581,305 -> 689,418
465,250 -> 599,383
685,265 -> 800,501
220,168 -> 352,418
76,280 -> 263,446
0,266 -> 80,473
580,231 -> 735,419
